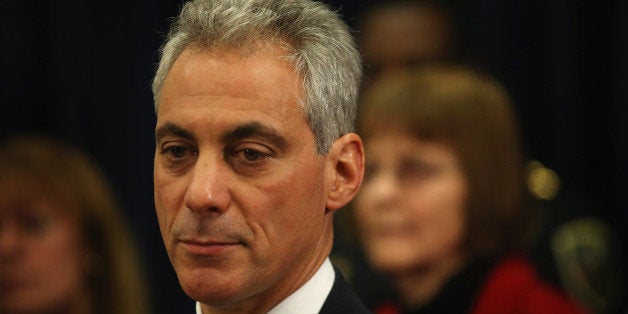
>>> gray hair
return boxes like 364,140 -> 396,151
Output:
151,0 -> 362,154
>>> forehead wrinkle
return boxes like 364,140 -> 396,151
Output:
161,94 -> 297,108
166,45 -> 303,103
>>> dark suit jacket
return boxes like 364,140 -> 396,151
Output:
319,267 -> 372,314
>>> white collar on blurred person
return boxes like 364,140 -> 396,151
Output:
195,257 -> 335,314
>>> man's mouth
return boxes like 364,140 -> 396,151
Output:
179,239 -> 241,257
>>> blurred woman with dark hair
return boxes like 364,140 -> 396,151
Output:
353,66 -> 588,314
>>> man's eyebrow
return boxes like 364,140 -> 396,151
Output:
222,122 -> 287,149
155,122 -> 195,143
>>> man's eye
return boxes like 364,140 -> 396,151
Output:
239,148 -> 269,161
159,144 -> 197,172
161,145 -> 195,159
166,146 -> 187,158
227,144 -> 274,173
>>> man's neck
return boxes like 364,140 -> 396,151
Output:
198,258 -> 335,314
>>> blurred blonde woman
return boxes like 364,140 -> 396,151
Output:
0,134 -> 150,314
353,66 -> 588,314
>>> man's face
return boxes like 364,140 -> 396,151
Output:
154,45 -> 333,309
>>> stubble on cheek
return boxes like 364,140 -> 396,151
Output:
153,186 -> 177,254
153,168 -> 185,242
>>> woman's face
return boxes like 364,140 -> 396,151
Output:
354,131 -> 468,274
0,176 -> 89,313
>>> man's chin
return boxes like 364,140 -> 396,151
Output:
177,265 -> 248,305
184,284 -> 249,309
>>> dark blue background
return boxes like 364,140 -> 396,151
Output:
1,1 -> 626,312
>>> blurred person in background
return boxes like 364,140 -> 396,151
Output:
351,66 -> 588,314
356,0 -> 460,83
330,0 -> 462,276
337,2 -> 625,311
0,134 -> 150,314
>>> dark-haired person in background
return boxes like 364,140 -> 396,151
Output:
352,66 -> 588,314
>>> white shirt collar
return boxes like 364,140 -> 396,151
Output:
196,258 -> 335,314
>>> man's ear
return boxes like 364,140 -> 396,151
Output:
326,133 -> 365,212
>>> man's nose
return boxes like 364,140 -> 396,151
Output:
183,155 -> 231,215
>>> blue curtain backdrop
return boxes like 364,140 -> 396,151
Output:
1,1 -> 626,313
